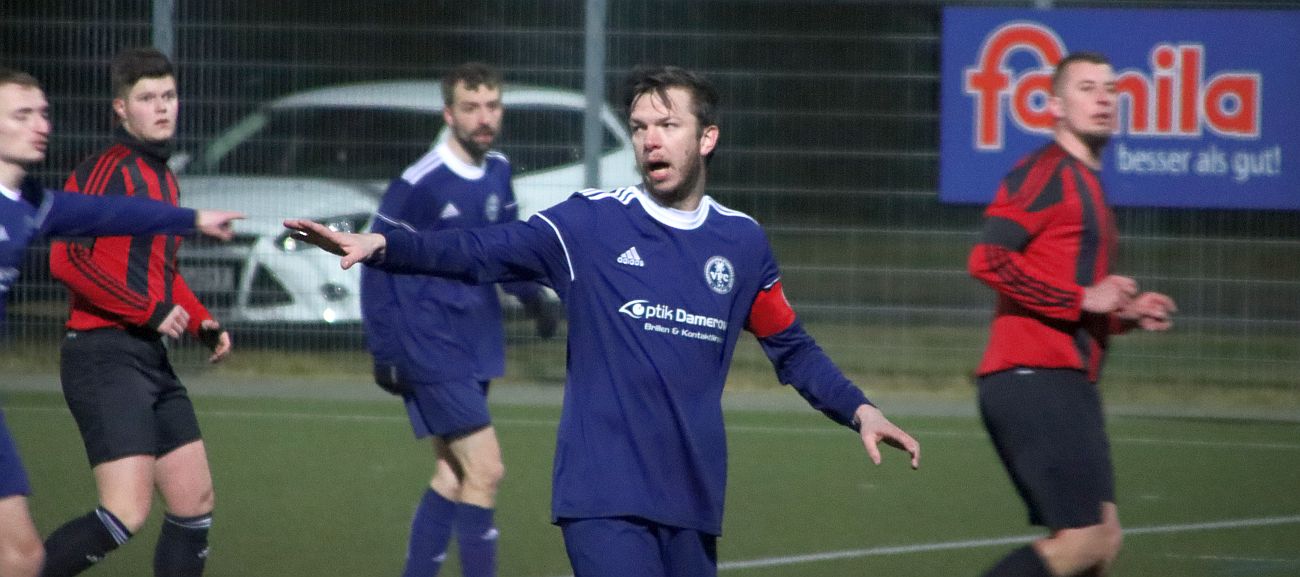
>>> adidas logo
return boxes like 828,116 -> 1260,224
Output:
617,246 -> 645,267
439,202 -> 462,220
86,554 -> 104,564
481,528 -> 500,541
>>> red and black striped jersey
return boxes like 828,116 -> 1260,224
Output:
50,126 -> 212,335
968,142 -> 1124,382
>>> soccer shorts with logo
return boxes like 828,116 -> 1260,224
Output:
977,367 -> 1115,530
60,329 -> 203,466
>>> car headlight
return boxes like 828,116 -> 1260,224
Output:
275,213 -> 371,252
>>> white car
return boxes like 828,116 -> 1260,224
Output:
175,81 -> 639,325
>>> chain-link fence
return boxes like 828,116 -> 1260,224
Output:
4,0 -> 1297,407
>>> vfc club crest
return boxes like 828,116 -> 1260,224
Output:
704,256 -> 734,295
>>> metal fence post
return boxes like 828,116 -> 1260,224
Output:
583,0 -> 607,189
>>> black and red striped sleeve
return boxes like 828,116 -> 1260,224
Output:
967,154 -> 1084,321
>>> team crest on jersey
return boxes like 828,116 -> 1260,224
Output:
704,256 -> 734,295
485,193 -> 501,223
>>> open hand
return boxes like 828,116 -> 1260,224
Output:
282,219 -> 387,269
855,404 -> 920,469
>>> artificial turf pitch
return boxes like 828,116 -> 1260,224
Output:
6,387 -> 1298,577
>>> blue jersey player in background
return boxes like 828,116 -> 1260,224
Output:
361,62 -> 553,577
287,65 -> 920,577
0,67 -> 241,577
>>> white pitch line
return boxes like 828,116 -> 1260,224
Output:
7,406 -> 1300,450
1164,553 -> 1300,564
715,514 -> 1300,572
528,514 -> 1300,577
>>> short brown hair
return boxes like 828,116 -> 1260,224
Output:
111,48 -> 174,99
441,62 -> 502,107
625,65 -> 719,131
1052,51 -> 1110,94
0,67 -> 41,91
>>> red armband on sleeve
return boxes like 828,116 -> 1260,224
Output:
746,280 -> 797,338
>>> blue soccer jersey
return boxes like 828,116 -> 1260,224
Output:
362,142 -> 536,384
374,185 -> 870,535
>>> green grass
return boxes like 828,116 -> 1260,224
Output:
5,386 -> 1299,577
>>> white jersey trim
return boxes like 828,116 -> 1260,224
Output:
627,185 -> 758,230
400,147 -> 445,185
535,213 -> 575,282
0,182 -> 20,202
404,142 -> 503,183
374,211 -> 416,232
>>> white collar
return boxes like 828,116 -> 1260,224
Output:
0,182 -> 21,202
633,185 -> 712,230
436,142 -> 487,181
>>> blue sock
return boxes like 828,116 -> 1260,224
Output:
402,489 -> 456,577
455,503 -> 497,577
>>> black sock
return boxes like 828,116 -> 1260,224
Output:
983,544 -> 1054,577
41,507 -> 132,577
153,512 -> 212,577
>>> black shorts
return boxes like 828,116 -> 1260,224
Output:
60,329 -> 202,467
978,368 -> 1115,530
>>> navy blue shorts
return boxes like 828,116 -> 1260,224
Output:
403,379 -> 491,439
0,410 -> 31,498
978,368 -> 1115,530
60,329 -> 202,466
558,517 -> 717,577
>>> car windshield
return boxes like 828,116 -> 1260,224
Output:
189,102 -> 625,180
190,106 -> 443,180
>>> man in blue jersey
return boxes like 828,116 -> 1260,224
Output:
0,67 -> 240,577
362,62 -> 552,577
287,65 -> 920,577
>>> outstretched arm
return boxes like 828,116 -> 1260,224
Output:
285,214 -> 567,288
750,281 -> 920,469
41,190 -> 243,240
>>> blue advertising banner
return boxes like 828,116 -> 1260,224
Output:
939,8 -> 1298,209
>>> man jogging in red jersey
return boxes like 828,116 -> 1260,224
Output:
968,51 -> 1177,577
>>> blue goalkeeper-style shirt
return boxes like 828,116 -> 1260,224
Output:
373,185 -> 870,535
0,176 -> 196,332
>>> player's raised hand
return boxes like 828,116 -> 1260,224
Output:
283,219 -> 387,269
194,210 -> 245,241
854,404 -> 920,469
